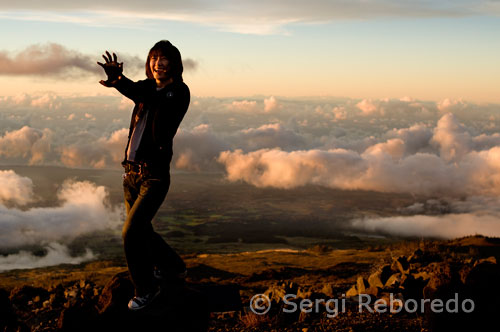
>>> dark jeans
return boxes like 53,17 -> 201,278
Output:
122,171 -> 186,296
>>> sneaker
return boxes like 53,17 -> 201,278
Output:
127,288 -> 161,311
153,267 -> 187,281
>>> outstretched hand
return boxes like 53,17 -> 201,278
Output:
97,51 -> 123,87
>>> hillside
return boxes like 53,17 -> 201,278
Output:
1,235 -> 499,332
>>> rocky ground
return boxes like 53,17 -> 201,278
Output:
1,235 -> 500,332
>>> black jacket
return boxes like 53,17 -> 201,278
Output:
115,76 -> 190,169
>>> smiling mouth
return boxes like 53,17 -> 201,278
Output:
154,68 -> 166,73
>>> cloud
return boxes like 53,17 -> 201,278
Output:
0,170 -> 34,206
0,43 -> 144,78
172,122 -> 309,171
356,99 -> 379,116
351,213 -> 500,239
1,95 -> 500,174
431,112 -> 472,162
0,179 -> 121,248
218,148 -> 368,189
227,100 -> 259,112
437,98 -> 468,112
216,112 -> 500,197
383,124 -> 434,156
0,43 -> 99,76
0,92 -> 63,110
0,1 -> 492,34
60,128 -> 127,168
183,58 -> 198,71
173,124 -> 229,171
0,242 -> 95,272
264,96 -> 279,112
0,126 -> 53,164
238,123 -> 307,151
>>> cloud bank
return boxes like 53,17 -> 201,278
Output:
217,113 -> 500,198
2,94 -> 500,239
0,242 -> 95,272
351,213 -> 500,239
0,177 -> 121,248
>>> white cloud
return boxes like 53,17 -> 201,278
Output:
264,96 -> 279,112
431,112 -> 472,162
0,179 -> 121,247
356,99 -> 379,115
0,126 -> 53,164
227,100 -> 258,112
437,98 -> 468,112
60,128 -> 127,168
173,124 -> 228,171
0,170 -> 34,206
216,113 -> 500,197
238,123 -> 307,151
351,213 -> 500,239
0,242 -> 96,272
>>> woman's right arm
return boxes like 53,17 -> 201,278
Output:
114,76 -> 151,103
97,51 -> 150,103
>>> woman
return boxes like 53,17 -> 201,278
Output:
98,40 -> 190,310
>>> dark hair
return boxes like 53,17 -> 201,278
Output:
145,40 -> 183,82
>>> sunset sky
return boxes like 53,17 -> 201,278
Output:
0,0 -> 499,101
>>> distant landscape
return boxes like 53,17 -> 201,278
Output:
0,165 -> 418,262
2,166 -> 500,332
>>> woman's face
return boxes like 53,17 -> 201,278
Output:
149,53 -> 170,82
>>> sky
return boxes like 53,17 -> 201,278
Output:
0,0 -> 499,101
1,1 -> 500,269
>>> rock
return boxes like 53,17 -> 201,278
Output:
380,264 -> 393,284
58,301 -> 99,332
97,271 -> 210,332
264,281 -> 298,304
424,262 -> 454,291
377,292 -> 404,314
368,269 -> 385,289
412,271 -> 431,281
49,287 -> 66,308
191,283 -> 241,312
391,256 -> 410,274
320,283 -> 334,298
364,286 -> 379,297
400,274 -> 428,300
345,285 -> 357,297
296,286 -> 312,300
463,259 -> 500,316
356,277 -> 369,294
0,288 -> 29,332
384,273 -> 401,288
408,248 -> 424,263
9,285 -> 49,309
96,271 -> 134,316
422,261 -> 473,332
473,256 -> 496,266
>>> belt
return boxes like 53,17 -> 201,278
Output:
122,161 -> 168,178
123,162 -> 145,174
